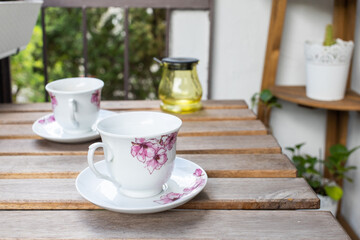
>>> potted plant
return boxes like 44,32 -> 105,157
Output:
251,89 -> 281,130
286,143 -> 358,216
304,24 -> 354,101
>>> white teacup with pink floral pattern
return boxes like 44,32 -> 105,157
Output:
45,77 -> 103,135
88,111 -> 182,198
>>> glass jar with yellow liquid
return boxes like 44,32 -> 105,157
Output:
158,58 -> 203,113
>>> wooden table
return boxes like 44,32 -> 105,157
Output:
0,100 -> 350,239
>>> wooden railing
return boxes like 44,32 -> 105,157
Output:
40,0 -> 214,101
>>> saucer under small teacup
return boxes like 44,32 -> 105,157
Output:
32,109 -> 116,143
76,157 -> 207,214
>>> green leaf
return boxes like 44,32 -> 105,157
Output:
329,144 -> 348,157
273,103 -> 282,109
345,176 -> 353,183
295,143 -> 305,150
250,93 -> 259,109
348,146 -> 360,155
259,89 -> 273,103
285,147 -> 295,153
324,185 -> 343,201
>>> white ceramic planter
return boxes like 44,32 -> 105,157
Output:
317,194 -> 338,216
304,39 -> 354,101
0,1 -> 42,59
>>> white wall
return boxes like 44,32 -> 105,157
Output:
171,0 -> 360,235
170,11 -> 210,99
211,0 -> 271,103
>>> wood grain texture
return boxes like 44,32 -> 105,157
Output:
0,120 -> 267,139
0,135 -> 281,156
0,100 -> 248,113
0,154 -> 295,179
333,0 -> 356,89
270,86 -> 360,111
0,109 -> 256,124
0,178 -> 318,210
258,0 -> 287,123
337,214 -> 360,240
0,210 -> 349,239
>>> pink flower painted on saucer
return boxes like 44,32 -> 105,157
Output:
91,90 -> 101,109
154,168 -> 206,205
38,115 -> 56,125
131,132 -> 177,174
49,93 -> 57,109
194,168 -> 203,177
154,192 -> 184,204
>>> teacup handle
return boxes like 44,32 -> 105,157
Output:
69,98 -> 79,128
87,142 -> 118,185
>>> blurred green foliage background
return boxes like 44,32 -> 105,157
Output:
10,7 -> 166,102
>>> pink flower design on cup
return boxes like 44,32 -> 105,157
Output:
91,90 -> 101,109
49,93 -> 57,109
131,138 -> 156,163
130,132 -> 177,174
160,132 -> 178,150
145,147 -> 168,174
154,192 -> 184,204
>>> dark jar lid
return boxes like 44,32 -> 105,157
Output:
162,57 -> 199,70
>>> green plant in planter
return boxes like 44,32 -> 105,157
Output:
286,143 -> 358,201
323,24 -> 336,46
251,89 -> 281,128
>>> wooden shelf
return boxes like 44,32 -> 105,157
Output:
270,86 -> 360,111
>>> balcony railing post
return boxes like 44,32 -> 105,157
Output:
124,7 -> 130,100
0,57 -> 12,103
165,8 -> 171,57
41,7 -> 49,102
207,0 -> 214,99
82,6 -> 88,77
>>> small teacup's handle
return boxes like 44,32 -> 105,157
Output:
87,142 -> 118,186
68,98 -> 79,128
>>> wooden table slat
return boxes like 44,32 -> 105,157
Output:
0,120 -> 267,139
0,109 -> 256,124
0,178 -> 318,210
0,154 -> 296,179
0,100 -> 248,113
0,135 -> 281,156
0,210 -> 349,239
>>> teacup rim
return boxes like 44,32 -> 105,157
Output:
45,77 -> 104,95
96,111 -> 182,138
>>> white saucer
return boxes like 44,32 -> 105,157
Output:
32,109 -> 116,143
76,157 -> 207,214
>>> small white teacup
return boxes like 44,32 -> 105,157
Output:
87,111 -> 182,198
45,77 -> 104,135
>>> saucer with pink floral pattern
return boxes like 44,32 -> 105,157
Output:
75,157 -> 207,214
32,110 -> 116,143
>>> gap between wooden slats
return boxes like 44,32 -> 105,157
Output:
0,154 -> 296,179
0,120 -> 267,139
0,135 -> 281,156
0,178 -> 319,210
0,211 -> 349,239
